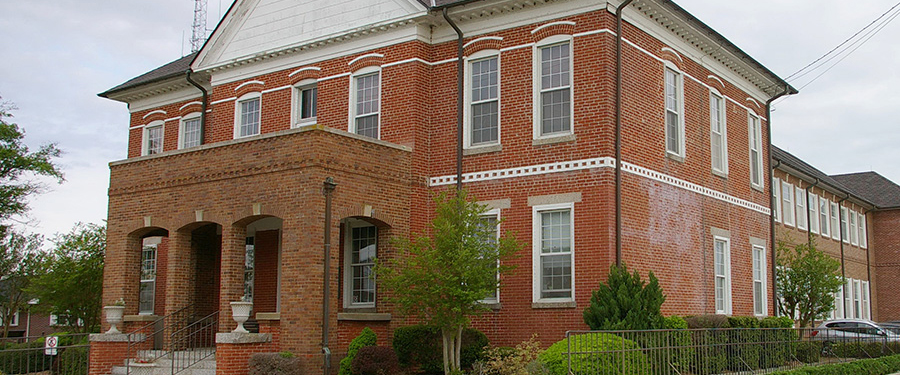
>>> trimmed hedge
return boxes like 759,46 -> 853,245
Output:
829,341 -> 900,359
351,346 -> 401,375
248,352 -> 302,375
539,332 -> 650,375
682,315 -> 796,373
0,339 -> 52,374
769,353 -> 900,375
393,325 -> 488,374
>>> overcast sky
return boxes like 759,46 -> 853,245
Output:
0,0 -> 897,240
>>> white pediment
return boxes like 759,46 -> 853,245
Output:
195,0 -> 427,70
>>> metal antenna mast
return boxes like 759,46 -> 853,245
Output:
190,0 -> 208,53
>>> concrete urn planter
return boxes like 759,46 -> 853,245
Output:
230,301 -> 253,333
104,305 -> 125,334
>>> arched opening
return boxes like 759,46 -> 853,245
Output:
244,216 -> 283,314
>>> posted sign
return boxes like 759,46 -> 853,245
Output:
44,336 -> 58,356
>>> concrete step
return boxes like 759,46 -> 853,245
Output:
110,349 -> 215,375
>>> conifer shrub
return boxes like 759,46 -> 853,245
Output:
583,264 -> 665,331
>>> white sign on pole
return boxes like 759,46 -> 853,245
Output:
44,336 -> 58,356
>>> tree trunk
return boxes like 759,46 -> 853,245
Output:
442,326 -> 465,375
455,326 -> 462,371
443,329 -> 451,375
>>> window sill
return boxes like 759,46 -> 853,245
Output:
464,144 -> 502,156
532,301 -> 576,309
750,183 -> 764,193
712,169 -> 728,179
533,133 -> 575,146
337,313 -> 392,321
124,314 -> 159,322
479,302 -> 502,310
256,312 -> 280,321
666,152 -> 684,163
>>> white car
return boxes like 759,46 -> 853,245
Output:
811,319 -> 900,342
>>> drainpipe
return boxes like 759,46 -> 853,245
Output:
322,177 -> 337,375
766,84 -> 791,317
615,0 -> 635,268
185,70 -> 208,145
805,179 -> 819,248
837,193 -> 849,317
443,8 -> 464,192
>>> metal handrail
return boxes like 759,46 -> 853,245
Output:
125,304 -> 195,375
168,310 -> 219,375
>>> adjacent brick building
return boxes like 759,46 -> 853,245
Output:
96,0 -> 900,373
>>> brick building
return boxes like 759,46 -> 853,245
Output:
92,0 -> 802,373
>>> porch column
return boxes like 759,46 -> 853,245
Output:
219,224 -> 247,331
165,229 -> 194,316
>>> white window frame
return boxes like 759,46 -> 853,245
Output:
291,79 -> 318,128
348,66 -> 382,139
532,202 -> 575,303
752,244 -> 767,316
709,90 -> 728,175
831,202 -> 840,240
841,206 -> 849,244
795,187 -> 807,231
781,181 -> 795,227
849,209 -> 859,246
142,120 -> 164,156
819,196 -> 830,238
861,280 -> 871,320
853,279 -> 862,318
179,112 -> 202,149
844,279 -> 853,318
773,177 -> 781,223
714,236 -> 732,315
465,50 -> 501,148
832,287 -> 844,319
343,219 -> 378,309
664,65 -> 685,157
3,311 -> 19,327
480,209 -> 501,304
139,237 -> 160,315
809,194 -> 819,234
533,35 -> 574,140
234,92 -> 262,138
859,213 -> 867,249
748,114 -> 764,189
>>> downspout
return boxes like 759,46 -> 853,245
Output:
443,8 -> 464,192
766,84 -> 791,317
837,193 -> 849,317
185,70 -> 208,145
615,0 -> 635,267
322,177 -> 337,375
805,179 -> 820,248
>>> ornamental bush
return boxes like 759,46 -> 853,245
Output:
351,346 -> 401,375
583,264 -> 665,331
339,327 -> 377,375
538,332 -> 650,375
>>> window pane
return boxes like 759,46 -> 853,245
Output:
541,89 -> 570,135
301,87 -> 317,120
540,254 -> 571,299
356,114 -> 379,138
147,126 -> 163,154
239,98 -> 260,137
472,101 -> 498,145
355,73 -> 379,137
351,226 -> 377,305
539,43 -> 571,136
665,69 -> 681,154
182,118 -> 201,148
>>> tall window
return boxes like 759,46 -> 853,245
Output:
345,221 -> 377,307
139,238 -> 159,315
236,94 -> 261,138
710,92 -> 727,174
853,279 -> 862,318
752,245 -> 766,316
749,115 -> 763,188
781,181 -> 794,227
773,177 -> 781,223
861,281 -> 871,319
819,196 -> 830,237
469,56 -> 500,146
809,194 -> 819,234
244,237 -> 255,302
144,123 -> 163,155
293,83 -> 317,127
831,287 -> 844,319
795,187 -> 807,230
714,237 -> 731,315
844,279 -> 853,318
537,42 -> 572,137
352,71 -> 380,139
533,204 -> 574,302
849,210 -> 859,245
180,115 -> 201,149
840,207 -> 849,243
830,202 -> 840,240
479,211 -> 500,303
665,68 -> 683,156
859,213 -> 867,248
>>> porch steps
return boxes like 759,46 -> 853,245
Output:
109,349 -> 215,375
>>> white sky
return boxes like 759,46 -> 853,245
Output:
0,0 -> 897,239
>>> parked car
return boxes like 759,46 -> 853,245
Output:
812,319 -> 900,343
879,322 -> 900,335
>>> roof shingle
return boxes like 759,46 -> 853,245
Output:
772,146 -> 850,193
99,53 -> 197,98
831,172 -> 900,209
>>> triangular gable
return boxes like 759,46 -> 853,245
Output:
194,0 -> 427,70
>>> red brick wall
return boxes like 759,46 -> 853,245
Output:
872,209 -> 900,321
254,230 -> 279,313
88,340 -> 128,375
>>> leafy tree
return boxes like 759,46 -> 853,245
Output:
583,264 -> 665,331
0,230 -> 44,337
28,223 -> 105,333
0,97 -> 63,227
376,190 -> 523,375
776,239 -> 843,328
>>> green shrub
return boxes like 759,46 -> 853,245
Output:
769,353 -> 900,375
340,327 -> 377,375
829,341 -> 900,359
393,325 -> 488,374
795,341 -> 822,363
248,352 -> 302,375
538,332 -> 650,375
583,264 -> 665,331
0,339 -> 51,374
351,346 -> 401,375
759,316 -> 797,369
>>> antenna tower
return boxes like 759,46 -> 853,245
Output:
190,0 -> 208,53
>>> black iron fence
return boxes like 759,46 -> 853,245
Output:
565,328 -> 900,374
0,334 -> 90,375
